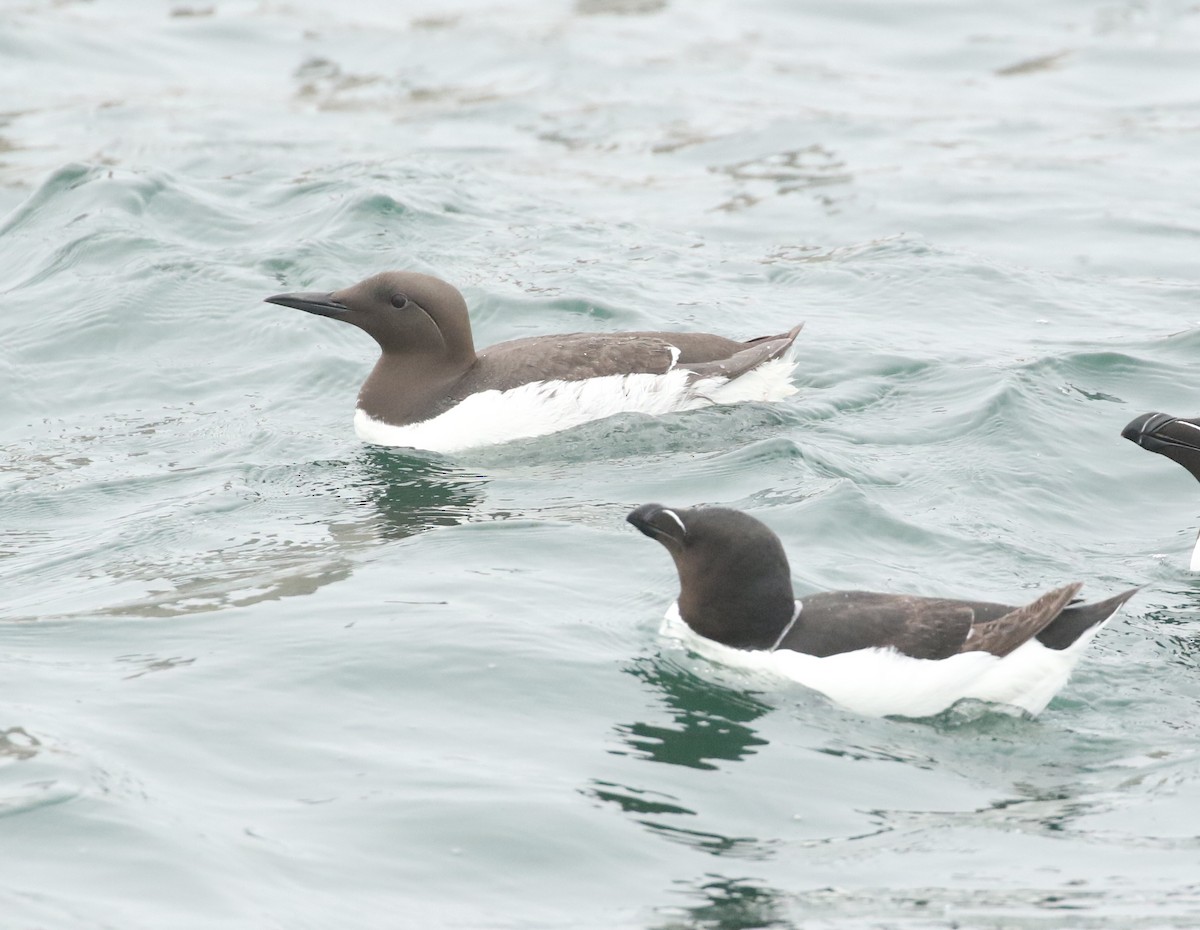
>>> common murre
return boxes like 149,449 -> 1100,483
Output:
627,503 -> 1138,718
265,271 -> 804,453
1122,411 -> 1200,570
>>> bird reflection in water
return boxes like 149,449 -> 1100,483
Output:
352,446 -> 487,541
651,875 -> 791,930
583,655 -> 778,860
610,654 -> 772,770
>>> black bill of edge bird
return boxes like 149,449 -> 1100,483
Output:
1122,411 -> 1200,570
627,503 -> 1138,718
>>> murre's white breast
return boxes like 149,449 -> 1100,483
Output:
659,600 -> 1116,718
354,355 -> 798,453
1191,532 -> 1200,572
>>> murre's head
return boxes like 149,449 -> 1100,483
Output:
265,271 -> 476,363
627,503 -> 796,649
1122,412 -> 1200,483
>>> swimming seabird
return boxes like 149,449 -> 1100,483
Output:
627,503 -> 1138,718
265,272 -> 803,453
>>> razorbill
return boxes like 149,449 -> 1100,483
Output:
1122,411 -> 1200,570
265,272 -> 804,453
627,503 -> 1138,718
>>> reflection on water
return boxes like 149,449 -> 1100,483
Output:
639,822 -> 777,860
587,779 -> 693,817
0,727 -> 40,762
653,875 -> 791,930
585,655 -> 779,860
584,772 -> 779,859
95,534 -> 355,620
1,437 -> 490,622
651,855 -> 1194,928
861,784 -> 1094,842
757,882 -> 1200,928
352,446 -> 486,541
609,655 -> 772,770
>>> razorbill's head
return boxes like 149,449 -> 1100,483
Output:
627,503 -> 795,649
1122,412 -> 1200,483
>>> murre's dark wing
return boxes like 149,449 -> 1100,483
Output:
472,333 -> 700,388
471,326 -> 802,392
683,325 -> 804,381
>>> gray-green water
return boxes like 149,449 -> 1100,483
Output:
3,1 -> 1200,927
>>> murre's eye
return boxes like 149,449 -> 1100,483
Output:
391,293 -> 409,309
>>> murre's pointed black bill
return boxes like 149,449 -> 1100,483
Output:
264,290 -> 351,318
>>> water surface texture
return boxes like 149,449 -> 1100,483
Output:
3,1 -> 1200,927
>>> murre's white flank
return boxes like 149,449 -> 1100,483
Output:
628,503 -> 1138,719
353,356 -> 797,453
265,271 -> 803,453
